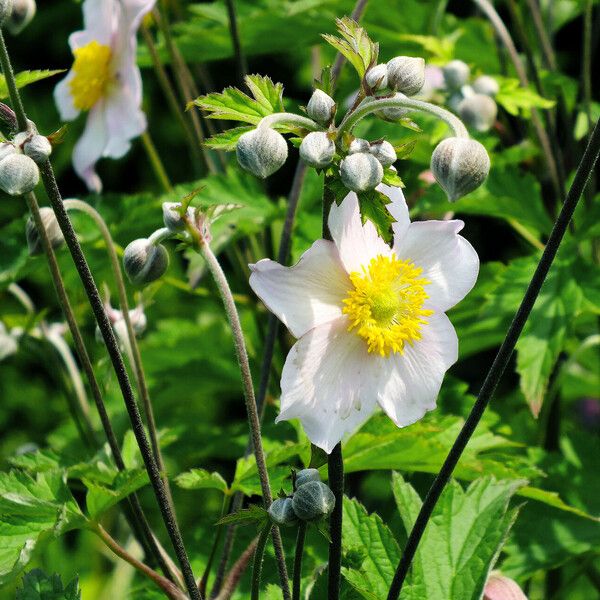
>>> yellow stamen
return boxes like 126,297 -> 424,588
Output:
69,41 -> 113,111
342,254 -> 433,357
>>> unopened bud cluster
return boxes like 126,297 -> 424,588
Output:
268,468 -> 335,526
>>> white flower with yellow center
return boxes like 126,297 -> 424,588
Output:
249,185 -> 479,453
54,0 -> 155,192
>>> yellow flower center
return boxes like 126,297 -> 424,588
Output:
69,41 -> 113,111
343,254 -> 433,357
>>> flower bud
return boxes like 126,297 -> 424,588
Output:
443,60 -> 470,90
0,153 -> 39,195
459,94 -> 498,132
483,573 -> 527,600
5,0 -> 35,35
26,206 -> 64,256
162,201 -> 194,232
340,152 -> 383,192
0,141 -> 17,162
0,0 -> 13,25
11,130 -> 30,149
292,481 -> 335,521
236,127 -> 288,179
306,89 -> 336,125
376,92 -> 409,121
348,138 -> 369,155
365,64 -> 388,91
386,56 -> 425,96
123,238 -> 169,286
472,75 -> 499,97
431,137 -> 490,202
268,497 -> 298,527
369,140 -> 397,167
23,134 -> 51,164
295,468 -> 321,489
299,131 -> 335,168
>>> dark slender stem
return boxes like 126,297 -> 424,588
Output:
292,522 -> 307,600
251,526 -> 272,600
386,119 -> 600,600
212,537 -> 258,600
199,495 -> 230,596
225,0 -> 247,86
0,32 -> 27,131
525,0 -> 557,70
327,444 -> 344,600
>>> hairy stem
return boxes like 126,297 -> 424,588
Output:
141,130 -> 173,193
257,112 -> 321,131
292,522 -> 307,600
250,526 -> 272,600
386,119 -> 600,599
212,537 -> 259,600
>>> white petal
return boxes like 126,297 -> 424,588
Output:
249,240 -> 350,338
328,191 -> 392,274
377,312 -> 458,426
103,87 -> 146,158
72,103 -> 107,192
377,183 -> 410,242
395,220 -> 479,312
54,71 -> 80,122
81,0 -> 115,45
277,318 -> 381,453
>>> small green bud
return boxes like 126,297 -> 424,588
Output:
369,140 -> 397,167
348,138 -> 370,155
295,468 -> 321,489
443,60 -> 470,90
0,153 -> 39,195
0,141 -> 17,162
299,131 -> 335,168
472,75 -> 499,97
123,238 -> 169,286
340,152 -> 383,192
162,201 -> 193,232
23,134 -> 51,164
306,89 -> 336,125
365,64 -> 388,91
5,0 -> 34,34
292,481 -> 335,521
236,127 -> 288,179
431,137 -> 490,202
25,206 -> 64,256
0,0 -> 13,25
376,92 -> 409,122
268,498 -> 298,527
386,56 -> 425,96
459,94 -> 498,132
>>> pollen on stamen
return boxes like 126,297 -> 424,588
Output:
342,254 -> 434,357
69,40 -> 113,111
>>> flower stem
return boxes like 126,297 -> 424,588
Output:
386,118 -> 600,600
0,31 -> 27,131
292,522 -> 307,600
212,537 -> 259,600
225,0 -> 247,87
141,130 -> 173,193
63,199 -> 178,519
250,526 -> 272,600
198,240 -> 291,599
257,112 -> 321,132
337,96 -> 469,138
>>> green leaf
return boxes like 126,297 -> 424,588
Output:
392,474 -> 523,600
397,33 -> 459,62
204,125 -> 254,150
191,74 -> 284,125
341,497 -> 400,599
16,569 -> 81,600
0,470 -> 86,585
174,469 -> 229,494
322,17 -> 378,78
381,167 -> 404,188
216,504 -> 269,528
495,77 -> 555,117
0,70 -> 65,100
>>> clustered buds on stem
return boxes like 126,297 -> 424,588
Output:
386,56 -> 425,96
299,131 -> 335,168
443,60 -> 470,90
340,152 -> 383,192
123,238 -> 169,286
26,206 -> 64,255
458,94 -> 498,133
365,63 -> 388,91
306,89 -> 336,126
0,129 -> 50,195
236,127 -> 288,179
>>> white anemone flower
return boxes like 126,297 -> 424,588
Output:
54,0 -> 155,192
249,185 -> 479,453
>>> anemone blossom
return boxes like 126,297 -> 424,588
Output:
54,0 -> 154,192
249,185 -> 479,453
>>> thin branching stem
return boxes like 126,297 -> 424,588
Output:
141,130 -> 173,193
250,526 -> 272,600
292,522 -> 307,600
386,119 -> 600,600
225,0 -> 247,86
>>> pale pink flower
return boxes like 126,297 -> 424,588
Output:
484,572 -> 528,600
54,0 -> 155,192
249,185 -> 479,452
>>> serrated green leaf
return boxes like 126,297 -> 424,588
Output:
175,469 -> 229,494
216,504 -> 269,528
381,167 -> 404,188
0,70 -> 65,101
495,77 -> 555,117
16,569 -> 81,600
204,125 -> 254,150
85,468 -> 149,519
392,475 -> 523,600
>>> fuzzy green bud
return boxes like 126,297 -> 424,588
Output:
295,468 -> 321,489
459,94 -> 498,132
268,497 -> 298,527
340,152 -> 383,192
431,137 -> 490,202
369,140 -> 397,167
0,153 -> 39,195
162,201 -> 194,232
5,0 -> 35,34
386,56 -> 425,96
306,89 -> 336,125
348,138 -> 369,155
472,75 -> 499,97
443,60 -> 470,90
123,238 -> 169,286
25,206 -> 64,256
299,131 -> 335,168
23,134 -> 51,164
365,64 -> 388,91
236,127 -> 288,179
292,481 -> 335,521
